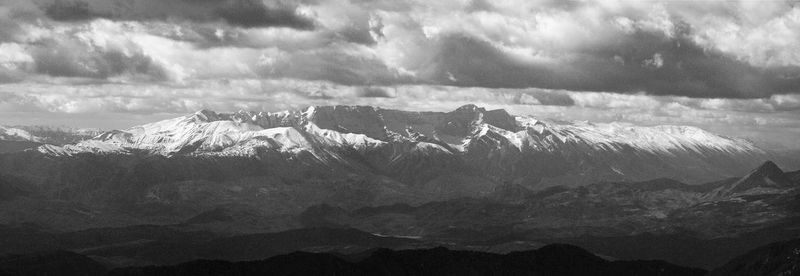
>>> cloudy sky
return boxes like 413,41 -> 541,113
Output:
0,0 -> 799,148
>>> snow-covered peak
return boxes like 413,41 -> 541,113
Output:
0,126 -> 42,142
47,106 -> 383,156
33,105 -> 764,159
462,115 -> 760,155
543,121 -> 762,154
1,125 -> 101,145
37,140 -> 127,156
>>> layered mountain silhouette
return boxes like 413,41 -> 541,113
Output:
0,125 -> 99,153
0,250 -> 107,276
710,238 -> 800,276
0,245 -> 705,276
111,245 -> 707,276
0,161 -> 795,269
0,105 -> 790,230
302,160 -> 800,235
0,105 -> 798,274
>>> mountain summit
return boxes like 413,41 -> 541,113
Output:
750,161 -> 785,179
726,161 -> 792,193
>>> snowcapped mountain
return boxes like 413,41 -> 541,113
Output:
0,106 -> 795,270
0,126 -> 46,153
44,104 -> 759,156
32,104 -> 772,188
15,126 -> 101,145
0,125 -> 102,153
86,107 -> 383,156
0,125 -> 100,145
0,126 -> 42,142
0,105 -> 795,238
29,105 -> 768,189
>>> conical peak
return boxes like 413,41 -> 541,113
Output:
726,160 -> 791,193
751,161 -> 784,178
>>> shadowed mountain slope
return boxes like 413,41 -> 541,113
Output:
108,245 -> 707,276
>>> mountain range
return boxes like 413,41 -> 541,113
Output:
37,105 -> 776,187
0,105 -> 797,232
0,243 -> 707,276
1,104 -> 799,273
0,125 -> 100,153
0,105 -> 790,230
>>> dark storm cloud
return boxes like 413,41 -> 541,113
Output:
0,1 -> 42,42
2,0 -> 799,104
44,1 -> 101,21
2,0 -> 800,149
336,21 -> 381,45
38,0 -> 315,29
356,86 -> 394,98
423,34 -> 600,92
258,49 -> 414,86
341,12 -> 384,46
30,38 -> 171,81
425,29 -> 800,99
214,0 -> 315,29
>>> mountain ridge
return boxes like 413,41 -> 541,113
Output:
26,104 -> 772,188
106,245 -> 706,276
37,105 -> 762,156
0,106 -> 791,237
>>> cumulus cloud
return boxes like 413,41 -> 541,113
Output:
690,4 -> 800,68
0,0 -> 799,148
416,12 -> 799,98
1,79 -> 799,147
1,0 -> 798,97
39,0 -> 316,29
